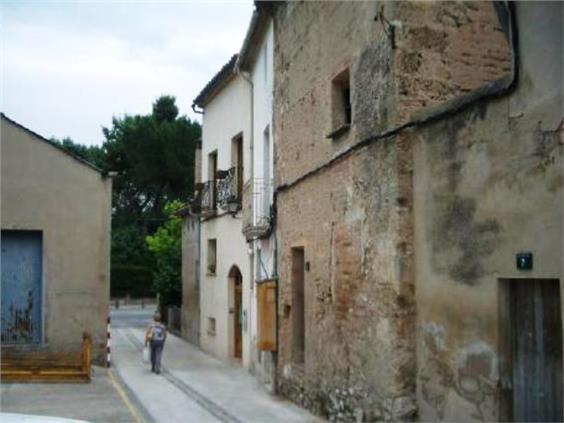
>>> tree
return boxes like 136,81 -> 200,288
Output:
111,224 -> 153,266
103,95 -> 200,300
146,200 -> 183,306
103,95 -> 200,229
53,95 -> 199,302
153,95 -> 179,123
51,137 -> 106,169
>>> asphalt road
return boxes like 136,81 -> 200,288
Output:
110,306 -> 157,328
110,307 -> 323,423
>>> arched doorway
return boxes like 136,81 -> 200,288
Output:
228,266 -> 243,359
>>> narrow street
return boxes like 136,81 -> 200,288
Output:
110,306 -> 322,423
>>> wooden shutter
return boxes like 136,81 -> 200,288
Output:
257,280 -> 277,351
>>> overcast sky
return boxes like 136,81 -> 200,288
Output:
1,1 -> 253,146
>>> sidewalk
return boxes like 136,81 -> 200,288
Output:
112,327 -> 324,423
0,366 -> 139,422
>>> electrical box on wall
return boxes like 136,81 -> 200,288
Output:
516,252 -> 533,270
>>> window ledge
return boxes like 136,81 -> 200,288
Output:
206,272 -> 217,277
326,124 -> 350,140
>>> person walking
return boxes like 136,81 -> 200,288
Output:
145,312 -> 167,374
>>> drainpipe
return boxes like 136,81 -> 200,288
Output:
237,67 -> 255,367
191,103 -> 204,115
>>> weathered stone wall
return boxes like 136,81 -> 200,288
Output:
272,1 -> 513,421
181,214 -> 200,346
274,1 -> 510,189
412,3 -> 563,421
277,138 -> 416,421
391,1 -> 511,123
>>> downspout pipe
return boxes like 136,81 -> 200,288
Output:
191,103 -> 204,115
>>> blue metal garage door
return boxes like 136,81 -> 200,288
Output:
1,230 -> 43,344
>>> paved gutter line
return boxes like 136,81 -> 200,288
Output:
109,332 -> 157,423
108,367 -> 153,423
123,328 -> 243,423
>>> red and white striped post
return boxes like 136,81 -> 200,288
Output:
106,315 -> 111,367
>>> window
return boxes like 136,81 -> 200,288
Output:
328,68 -> 351,139
291,247 -> 305,364
207,317 -> 216,336
208,151 -> 218,208
231,135 -> 243,202
207,239 -> 217,275
263,126 -> 271,216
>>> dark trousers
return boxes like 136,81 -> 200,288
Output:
150,340 -> 164,372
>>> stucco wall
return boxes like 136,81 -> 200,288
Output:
200,215 -> 251,366
1,117 -> 112,364
412,3 -> 563,420
181,214 -> 200,346
201,75 -> 251,181
244,20 -> 278,391
199,72 -> 252,368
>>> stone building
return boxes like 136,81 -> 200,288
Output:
192,55 -> 253,367
1,114 -> 113,365
272,1 -> 562,422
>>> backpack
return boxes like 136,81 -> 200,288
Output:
151,323 -> 166,342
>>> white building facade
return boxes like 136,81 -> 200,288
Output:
236,9 -> 277,392
193,56 -> 253,368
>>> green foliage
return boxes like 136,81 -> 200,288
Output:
103,95 -> 200,301
146,200 -> 184,306
111,224 -> 153,266
103,95 -> 200,230
153,95 -> 179,123
110,264 -> 154,298
50,136 -> 107,169
52,95 -> 200,302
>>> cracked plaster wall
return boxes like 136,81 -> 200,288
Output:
273,1 -> 512,421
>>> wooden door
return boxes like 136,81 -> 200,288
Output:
291,247 -> 305,363
509,279 -> 563,421
234,273 -> 243,359
257,280 -> 277,351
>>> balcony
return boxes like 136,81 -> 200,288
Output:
217,167 -> 242,213
243,178 -> 273,240
200,180 -> 216,217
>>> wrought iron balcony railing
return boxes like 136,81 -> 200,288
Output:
189,187 -> 202,215
243,178 -> 273,240
217,167 -> 241,212
200,180 -> 216,216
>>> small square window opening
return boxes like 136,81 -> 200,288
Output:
328,68 -> 351,140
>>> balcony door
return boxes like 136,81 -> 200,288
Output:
262,126 -> 271,217
231,135 -> 243,202
208,151 -> 217,209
